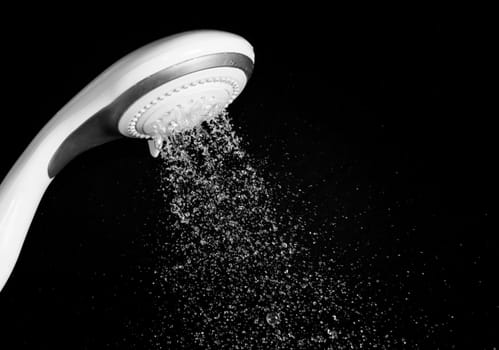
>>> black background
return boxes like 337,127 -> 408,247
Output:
0,10 -> 496,349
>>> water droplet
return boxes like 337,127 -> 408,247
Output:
266,312 -> 280,327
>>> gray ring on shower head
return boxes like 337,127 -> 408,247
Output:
48,52 -> 253,178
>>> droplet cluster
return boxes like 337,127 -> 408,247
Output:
144,112 -> 411,349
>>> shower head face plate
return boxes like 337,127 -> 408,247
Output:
118,67 -> 246,139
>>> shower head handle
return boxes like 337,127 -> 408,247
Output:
0,30 -> 254,292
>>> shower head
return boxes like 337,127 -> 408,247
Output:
0,30 -> 254,291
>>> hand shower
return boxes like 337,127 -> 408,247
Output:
0,30 -> 254,291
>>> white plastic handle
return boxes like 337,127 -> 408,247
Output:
0,135 -> 54,291
0,63 -> 112,292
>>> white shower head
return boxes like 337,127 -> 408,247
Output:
0,30 -> 254,291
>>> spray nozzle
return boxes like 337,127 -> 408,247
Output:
145,101 -> 226,157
